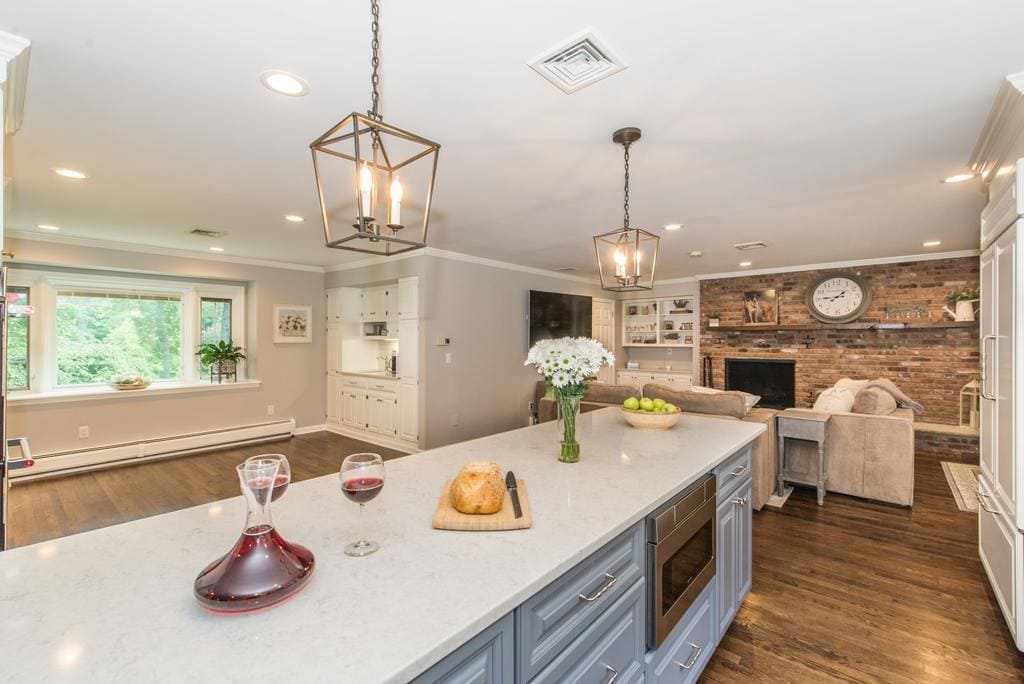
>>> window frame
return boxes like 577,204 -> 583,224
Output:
7,269 -> 246,396
5,285 -> 31,391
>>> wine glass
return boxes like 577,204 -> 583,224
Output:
340,453 -> 385,557
246,453 -> 291,501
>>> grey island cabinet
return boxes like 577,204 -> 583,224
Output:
0,408 -> 760,683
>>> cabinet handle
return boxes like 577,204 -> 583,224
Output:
978,491 -> 999,514
601,665 -> 618,684
732,496 -> 748,506
729,465 -> 749,478
578,573 -> 617,602
675,644 -> 703,670
981,334 -> 997,401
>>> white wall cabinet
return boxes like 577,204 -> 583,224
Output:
326,288 -> 344,322
361,286 -> 389,321
327,376 -> 341,423
398,319 -> 419,381
617,370 -> 692,393
399,381 -> 419,443
326,325 -> 342,374
621,295 -> 697,348
398,276 -> 419,319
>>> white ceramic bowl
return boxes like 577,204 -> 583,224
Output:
621,407 -> 682,430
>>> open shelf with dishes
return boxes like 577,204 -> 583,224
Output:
622,296 -> 697,348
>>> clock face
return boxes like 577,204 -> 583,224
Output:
808,275 -> 870,322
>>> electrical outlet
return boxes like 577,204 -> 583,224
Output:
444,352 -> 453,365
528,401 -> 536,412
450,413 -> 459,426
78,426 -> 90,439
267,405 -> 275,416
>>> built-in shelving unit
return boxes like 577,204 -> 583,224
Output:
622,296 -> 697,347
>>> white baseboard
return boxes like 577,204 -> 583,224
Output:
325,421 -> 420,454
293,423 -> 328,435
13,419 -> 297,480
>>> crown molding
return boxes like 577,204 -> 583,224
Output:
323,249 -> 426,273
4,230 -> 327,273
693,249 -> 979,281
969,71 -> 1024,191
0,31 -> 31,135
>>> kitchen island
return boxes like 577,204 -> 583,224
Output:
0,407 -> 763,683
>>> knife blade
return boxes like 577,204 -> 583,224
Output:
506,471 -> 523,519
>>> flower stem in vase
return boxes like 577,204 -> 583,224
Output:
557,391 -> 583,463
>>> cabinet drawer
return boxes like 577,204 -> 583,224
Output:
518,523 -> 644,682
367,380 -> 397,393
532,579 -> 646,684
646,580 -> 716,684
715,447 -> 752,501
341,376 -> 368,389
978,476 -> 1018,633
413,612 -> 514,684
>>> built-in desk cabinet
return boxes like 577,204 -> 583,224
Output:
618,371 -> 692,394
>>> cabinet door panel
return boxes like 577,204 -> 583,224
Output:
994,225 -> 1017,519
398,276 -> 419,319
715,497 -> 737,638
399,319 -> 420,381
326,326 -> 342,374
980,246 -> 997,483
399,382 -> 419,443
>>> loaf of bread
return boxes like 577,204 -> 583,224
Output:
450,462 -> 505,515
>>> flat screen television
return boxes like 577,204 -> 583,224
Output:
529,290 -> 593,346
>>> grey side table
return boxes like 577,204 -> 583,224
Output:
776,409 -> 831,506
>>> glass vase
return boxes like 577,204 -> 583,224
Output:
556,391 -> 584,463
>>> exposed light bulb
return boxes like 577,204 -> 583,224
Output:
390,176 -> 403,225
614,249 -> 626,278
941,173 -> 975,184
359,163 -> 373,219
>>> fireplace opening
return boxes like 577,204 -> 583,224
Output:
725,358 -> 795,409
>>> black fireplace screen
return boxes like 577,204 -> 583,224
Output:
725,359 -> 796,409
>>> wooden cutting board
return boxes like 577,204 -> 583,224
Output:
432,479 -> 532,531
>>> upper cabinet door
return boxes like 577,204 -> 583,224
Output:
398,276 -> 419,319
362,286 -> 387,321
981,159 -> 1024,251
399,319 -> 419,381
993,223 -> 1019,526
326,288 -> 344,321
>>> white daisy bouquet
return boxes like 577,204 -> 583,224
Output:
525,337 -> 614,462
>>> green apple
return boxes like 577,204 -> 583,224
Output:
665,403 -> 679,413
623,397 -> 640,410
652,398 -> 667,409
639,398 -> 655,412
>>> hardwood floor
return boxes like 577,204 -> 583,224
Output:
703,451 -> 1024,683
7,431 -> 405,548
8,434 -> 1023,681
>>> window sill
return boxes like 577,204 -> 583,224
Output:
8,379 -> 262,406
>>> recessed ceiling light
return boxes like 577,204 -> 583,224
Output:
259,70 -> 309,97
922,240 -> 942,247
689,250 -> 703,258
739,261 -> 752,267
664,224 -> 682,231
284,214 -> 305,223
941,173 -> 975,184
53,168 -> 88,180
36,224 -> 60,231
208,246 -> 225,252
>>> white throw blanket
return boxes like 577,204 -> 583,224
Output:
861,378 -> 924,414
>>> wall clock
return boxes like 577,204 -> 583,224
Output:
806,272 -> 872,324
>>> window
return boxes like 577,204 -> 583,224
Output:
199,297 -> 233,376
56,290 -> 183,386
6,286 -> 30,390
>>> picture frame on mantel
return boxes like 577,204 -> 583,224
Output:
274,305 -> 313,343
742,289 -> 779,325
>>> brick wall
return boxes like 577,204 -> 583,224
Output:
699,257 -> 979,425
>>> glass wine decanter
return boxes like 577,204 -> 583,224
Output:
194,458 -> 315,613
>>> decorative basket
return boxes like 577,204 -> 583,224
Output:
110,380 -> 151,391
621,407 -> 681,430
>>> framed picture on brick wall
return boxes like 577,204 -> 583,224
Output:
742,289 -> 779,325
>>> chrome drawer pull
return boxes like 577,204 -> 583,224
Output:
978,491 -> 999,514
729,465 -> 749,478
601,665 -> 618,684
578,573 -> 617,602
675,643 -> 703,669
732,496 -> 748,506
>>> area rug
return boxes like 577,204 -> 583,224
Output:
941,462 -> 981,513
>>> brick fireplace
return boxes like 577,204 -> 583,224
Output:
700,256 -> 979,425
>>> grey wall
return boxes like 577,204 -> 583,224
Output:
4,237 -> 326,454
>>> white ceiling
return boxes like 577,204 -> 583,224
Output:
3,1 -> 1021,277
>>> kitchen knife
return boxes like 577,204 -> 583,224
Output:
506,471 -> 523,519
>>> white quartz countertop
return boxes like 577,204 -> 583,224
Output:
0,408 -> 763,683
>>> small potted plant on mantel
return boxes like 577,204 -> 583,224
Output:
707,311 -> 721,328
197,340 -> 247,383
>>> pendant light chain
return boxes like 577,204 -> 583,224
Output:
369,0 -> 382,121
622,142 -> 631,230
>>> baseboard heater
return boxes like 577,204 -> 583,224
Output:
11,419 -> 297,481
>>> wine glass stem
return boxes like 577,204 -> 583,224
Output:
359,503 -> 366,545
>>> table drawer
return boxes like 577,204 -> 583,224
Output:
715,447 -> 752,501
518,523 -> 644,682
532,579 -> 646,684
646,581 -> 716,684
341,375 -> 369,390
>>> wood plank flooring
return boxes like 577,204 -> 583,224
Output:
7,434 -> 1024,681
7,431 -> 405,548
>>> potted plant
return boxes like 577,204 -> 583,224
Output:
197,340 -> 247,383
944,289 -> 980,322
708,311 -> 721,328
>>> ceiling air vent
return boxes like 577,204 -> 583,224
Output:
733,241 -> 768,251
555,266 -> 580,272
188,227 -> 227,239
528,29 -> 627,94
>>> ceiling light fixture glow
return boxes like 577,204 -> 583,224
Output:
941,173 -> 975,184
664,224 -> 682,231
259,70 -> 310,97
53,168 -> 88,180
689,250 -> 703,258
36,224 -> 60,231
922,240 -> 942,247
208,246 -> 225,252
284,214 -> 305,223
739,261 -> 752,267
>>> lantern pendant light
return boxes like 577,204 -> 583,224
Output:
593,127 -> 659,291
310,0 -> 440,256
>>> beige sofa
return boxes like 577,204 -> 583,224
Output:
536,382 -> 636,423
641,384 -> 779,512
782,406 -> 915,506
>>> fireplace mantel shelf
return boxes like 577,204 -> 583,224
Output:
709,321 -> 979,332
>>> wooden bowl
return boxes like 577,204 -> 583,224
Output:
621,407 -> 681,430
110,381 -> 151,391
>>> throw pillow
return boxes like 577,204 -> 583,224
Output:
687,385 -> 761,411
835,378 -> 869,393
813,387 -> 857,413
852,387 -> 897,415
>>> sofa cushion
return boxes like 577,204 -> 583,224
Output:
813,386 -> 856,413
852,387 -> 897,415
687,384 -> 761,411
642,384 -> 747,419
584,383 -> 637,405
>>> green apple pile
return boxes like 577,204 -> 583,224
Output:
623,396 -> 680,414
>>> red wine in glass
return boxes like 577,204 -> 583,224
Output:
247,474 -> 290,502
245,454 -> 291,502
342,476 -> 383,504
